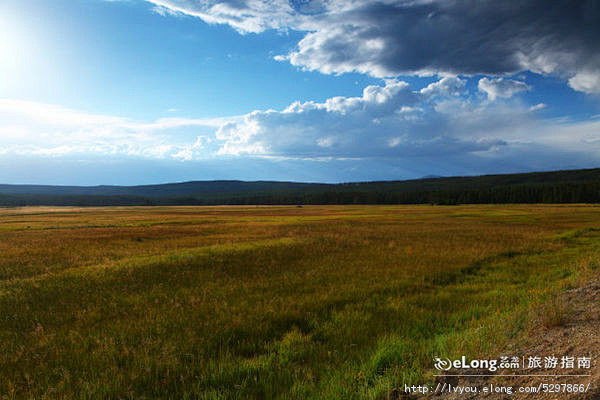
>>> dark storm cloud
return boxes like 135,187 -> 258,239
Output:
284,0 -> 600,89
143,0 -> 600,92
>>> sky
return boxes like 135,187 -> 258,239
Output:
1,0 -> 599,185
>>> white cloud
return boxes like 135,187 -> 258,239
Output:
420,77 -> 466,98
478,78 -> 530,101
0,99 -> 223,160
569,70 -> 600,95
211,79 -> 523,158
205,77 -> 600,173
139,0 -> 299,33
529,103 -> 547,112
3,76 -> 600,180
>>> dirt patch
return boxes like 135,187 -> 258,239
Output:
424,278 -> 600,399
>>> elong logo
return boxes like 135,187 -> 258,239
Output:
434,356 -> 499,372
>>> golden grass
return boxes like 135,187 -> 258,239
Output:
0,204 -> 599,399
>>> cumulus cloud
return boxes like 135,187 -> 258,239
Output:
3,77 -> 600,181
5,76 -> 596,165
568,70 -> 600,95
207,77 -> 600,171
135,0 -> 600,94
212,79 -> 531,159
420,76 -> 466,98
0,79 -> 512,162
478,78 -> 530,101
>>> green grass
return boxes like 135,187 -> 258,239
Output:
0,205 -> 599,399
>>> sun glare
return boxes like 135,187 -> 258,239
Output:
0,8 -> 44,89
0,16 -> 26,72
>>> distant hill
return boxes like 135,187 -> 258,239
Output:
1,168 -> 600,206
0,180 -> 325,197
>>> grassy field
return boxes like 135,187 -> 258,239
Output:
0,205 -> 599,399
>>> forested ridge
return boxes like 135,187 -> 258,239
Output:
2,168 -> 600,206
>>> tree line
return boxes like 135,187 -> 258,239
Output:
1,181 -> 599,206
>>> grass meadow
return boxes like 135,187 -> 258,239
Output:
0,205 -> 599,399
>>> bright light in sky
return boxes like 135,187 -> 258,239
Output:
0,13 -> 29,82
0,0 -> 599,185
0,23 -> 16,61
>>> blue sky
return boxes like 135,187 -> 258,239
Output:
1,0 -> 599,185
